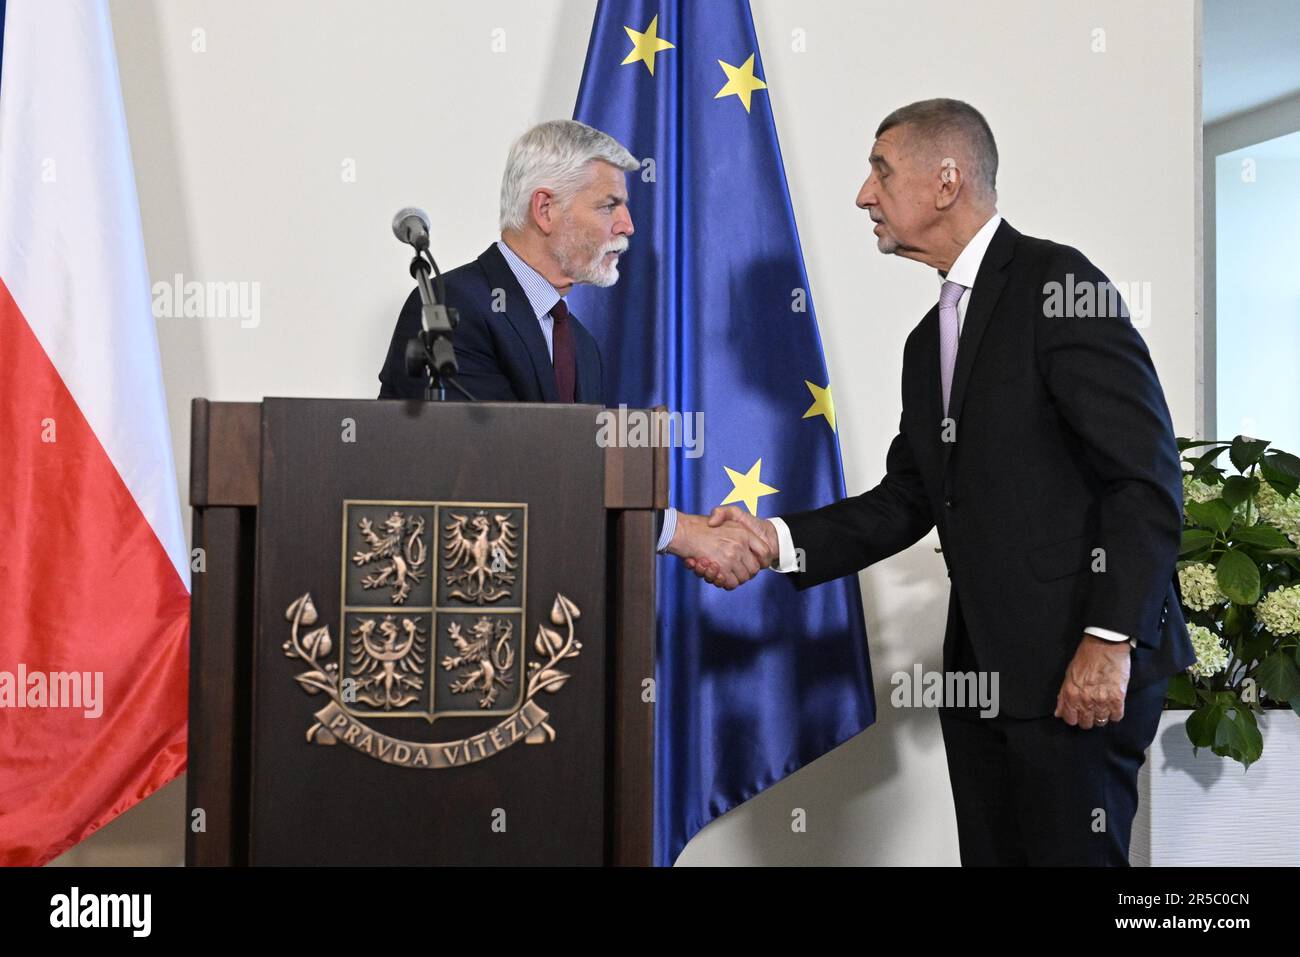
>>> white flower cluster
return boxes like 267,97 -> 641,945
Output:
1178,562 -> 1226,612
1182,473 -> 1218,506
1181,471 -> 1300,543
1181,473 -> 1252,526
1186,623 -> 1230,679
1256,584 -> 1300,637
1255,481 -> 1300,547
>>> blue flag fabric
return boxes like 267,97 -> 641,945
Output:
569,0 -> 875,866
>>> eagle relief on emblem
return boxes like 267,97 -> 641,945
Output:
280,500 -> 581,769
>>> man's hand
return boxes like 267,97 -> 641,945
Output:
1054,634 -> 1131,729
666,510 -> 775,590
680,506 -> 780,588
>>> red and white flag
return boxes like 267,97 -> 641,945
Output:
0,0 -> 190,865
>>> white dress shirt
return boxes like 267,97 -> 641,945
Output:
768,212 -> 1133,648
496,239 -> 562,359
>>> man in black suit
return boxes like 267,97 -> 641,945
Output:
686,99 -> 1195,865
380,119 -> 773,582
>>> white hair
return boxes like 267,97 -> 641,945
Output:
498,120 -> 638,232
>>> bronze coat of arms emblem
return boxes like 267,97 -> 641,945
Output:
281,500 -> 581,768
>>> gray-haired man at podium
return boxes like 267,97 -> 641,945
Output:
377,119 -> 773,588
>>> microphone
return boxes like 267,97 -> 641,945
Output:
390,205 -> 468,398
391,207 -> 431,251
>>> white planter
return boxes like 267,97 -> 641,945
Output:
1130,708 -> 1300,865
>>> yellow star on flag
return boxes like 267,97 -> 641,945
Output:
802,380 -> 836,432
714,53 -> 767,112
720,458 -> 779,515
622,15 -> 675,75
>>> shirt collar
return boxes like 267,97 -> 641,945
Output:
496,239 -> 564,320
940,211 -> 1002,290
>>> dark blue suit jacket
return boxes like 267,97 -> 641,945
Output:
780,220 -> 1195,718
378,243 -> 605,403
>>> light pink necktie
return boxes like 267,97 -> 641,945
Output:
938,280 -> 965,417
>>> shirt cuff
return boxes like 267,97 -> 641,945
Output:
768,517 -> 800,573
655,507 -> 678,554
1085,626 -> 1135,648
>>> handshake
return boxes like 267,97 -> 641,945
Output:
666,506 -> 779,590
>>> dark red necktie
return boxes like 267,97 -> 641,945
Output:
550,300 -> 576,403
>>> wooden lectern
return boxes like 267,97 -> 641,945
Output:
185,399 -> 665,865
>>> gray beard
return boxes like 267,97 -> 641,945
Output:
557,239 -> 621,287
582,259 -> 620,287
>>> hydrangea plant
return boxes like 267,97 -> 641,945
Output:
1169,435 -> 1300,768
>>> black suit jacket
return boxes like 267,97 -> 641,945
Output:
781,219 -> 1195,718
378,243 -> 604,403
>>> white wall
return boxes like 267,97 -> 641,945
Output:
52,0 -> 1199,866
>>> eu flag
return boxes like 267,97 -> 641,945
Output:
569,0 -> 875,866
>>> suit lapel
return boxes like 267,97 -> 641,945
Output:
942,219 -> 1017,471
571,324 -> 602,404
477,244 -> 557,401
918,303 -> 942,428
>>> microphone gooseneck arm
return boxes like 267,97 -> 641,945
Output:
394,209 -> 474,402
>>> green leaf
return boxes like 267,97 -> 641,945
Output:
1261,452 -> 1300,499
1186,499 -> 1234,533
1220,475 -> 1257,509
1187,449 -> 1230,482
1212,706 -> 1262,767
1230,436 -> 1271,473
1216,549 -> 1261,605
1262,474 -> 1300,499
1230,524 -> 1291,549
1240,628 -> 1275,665
1186,445 -> 1230,466
1256,652 -> 1300,702
1179,528 -> 1217,556
1196,465 -> 1227,484
1185,703 -> 1223,748
1264,450 -> 1300,479
1165,672 -> 1198,706
1223,602 -> 1244,636
1178,437 -> 1230,452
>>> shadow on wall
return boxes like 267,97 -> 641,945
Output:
676,544 -> 957,866
110,0 -> 209,552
